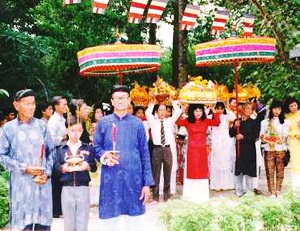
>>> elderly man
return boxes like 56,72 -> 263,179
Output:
94,85 -> 154,230
0,89 -> 55,231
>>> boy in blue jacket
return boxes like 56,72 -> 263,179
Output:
54,116 -> 97,231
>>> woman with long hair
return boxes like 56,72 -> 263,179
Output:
69,99 -> 91,144
210,102 -> 236,191
284,96 -> 300,190
89,103 -> 104,207
176,103 -> 220,203
260,99 -> 289,198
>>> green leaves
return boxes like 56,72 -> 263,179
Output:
161,192 -> 300,230
0,89 -> 9,97
0,168 -> 9,228
1,0 -> 299,103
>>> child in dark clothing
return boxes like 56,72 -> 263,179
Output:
54,116 -> 97,231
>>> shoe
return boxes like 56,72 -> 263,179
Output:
269,194 -> 276,199
276,193 -> 282,198
254,188 -> 263,195
236,192 -> 245,197
150,200 -> 159,205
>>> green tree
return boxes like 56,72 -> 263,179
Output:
190,0 -> 300,102
0,0 -> 299,105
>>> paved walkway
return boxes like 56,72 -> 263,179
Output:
0,165 -> 292,231
50,165 -> 292,231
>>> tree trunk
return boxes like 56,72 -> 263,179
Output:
172,0 -> 188,88
149,23 -> 157,44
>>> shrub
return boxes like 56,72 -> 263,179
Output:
0,168 -> 9,228
161,192 -> 300,231
285,191 -> 300,229
161,200 -> 214,231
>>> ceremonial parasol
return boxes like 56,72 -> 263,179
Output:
195,36 -> 276,153
77,34 -> 161,84
195,36 -> 276,110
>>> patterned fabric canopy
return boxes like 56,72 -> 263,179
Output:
77,43 -> 161,77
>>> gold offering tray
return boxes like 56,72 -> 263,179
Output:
31,166 -> 45,171
107,150 -> 120,156
154,93 -> 169,104
65,155 -> 84,166
32,175 -> 45,184
180,100 -> 217,104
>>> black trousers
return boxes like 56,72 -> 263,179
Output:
152,146 -> 172,201
23,224 -> 50,231
51,174 -> 62,217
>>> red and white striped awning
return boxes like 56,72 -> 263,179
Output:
92,0 -> 109,14
179,4 -> 200,31
211,8 -> 229,36
146,0 -> 169,24
128,0 -> 148,24
243,14 -> 255,38
63,0 -> 81,5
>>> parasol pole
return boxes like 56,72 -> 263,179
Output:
118,70 -> 124,85
234,61 -> 240,156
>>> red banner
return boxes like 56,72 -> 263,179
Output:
128,0 -> 148,23
146,0 -> 169,24
243,14 -> 255,38
63,0 -> 81,5
211,8 -> 229,36
180,4 -> 200,31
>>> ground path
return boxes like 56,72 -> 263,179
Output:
0,165 -> 292,231
51,164 -> 292,231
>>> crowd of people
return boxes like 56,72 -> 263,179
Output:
0,85 -> 300,231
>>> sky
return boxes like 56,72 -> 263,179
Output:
155,3 -> 215,48
157,22 -> 173,48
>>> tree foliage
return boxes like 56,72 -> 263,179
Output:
205,0 -> 300,102
0,0 -> 299,107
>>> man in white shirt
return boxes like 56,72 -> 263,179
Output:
47,96 -> 68,218
48,96 -> 68,146
146,99 -> 181,202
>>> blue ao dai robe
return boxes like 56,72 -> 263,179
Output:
94,113 -> 154,219
0,118 -> 55,230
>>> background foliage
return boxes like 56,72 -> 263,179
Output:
161,192 -> 300,231
0,166 -> 9,228
0,0 -> 299,107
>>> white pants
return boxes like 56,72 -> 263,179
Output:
99,214 -> 154,231
235,174 -> 254,196
62,186 -> 90,231
89,185 -> 99,205
253,140 -> 262,189
181,151 -> 209,203
182,178 -> 209,203
291,173 -> 300,190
